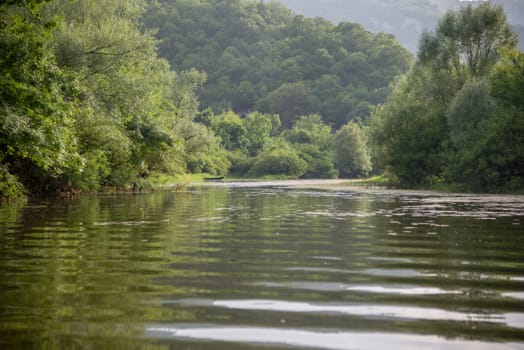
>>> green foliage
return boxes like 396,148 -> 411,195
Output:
334,121 -> 371,178
482,50 -> 524,191
283,114 -> 333,151
44,0 -> 180,183
0,0 -> 220,197
0,2 -> 81,197
418,3 -> 517,78
446,79 -> 495,151
370,4 -> 523,192
0,163 -> 25,199
444,79 -> 496,190
207,110 -> 283,176
243,112 -> 281,156
281,114 -> 338,178
45,0 -> 216,187
370,69 -> 449,187
210,110 -> 249,153
442,61 -> 524,192
248,142 -> 307,178
256,82 -> 320,128
176,118 -> 230,175
6,0 -> 520,193
4,0 -> 50,10
143,0 -> 412,128
490,49 -> 524,109
281,114 -> 337,178
214,112 -> 339,179
294,144 -> 338,179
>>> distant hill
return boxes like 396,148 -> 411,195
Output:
143,0 -> 412,128
276,0 -> 524,52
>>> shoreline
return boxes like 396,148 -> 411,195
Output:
192,179 -> 524,198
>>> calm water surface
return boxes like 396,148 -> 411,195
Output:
0,181 -> 523,349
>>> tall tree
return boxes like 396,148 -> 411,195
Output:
418,3 -> 517,78
334,121 -> 371,178
0,2 -> 80,196
42,0 -> 208,187
370,4 -> 521,191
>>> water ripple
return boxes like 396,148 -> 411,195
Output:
254,281 -> 462,295
145,324 -> 523,350
155,298 -> 524,329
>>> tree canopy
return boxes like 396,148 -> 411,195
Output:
143,0 -> 412,128
2,1 -> 522,198
0,0 -> 227,198
370,3 -> 523,191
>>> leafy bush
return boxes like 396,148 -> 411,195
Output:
248,146 -> 307,178
0,165 -> 25,199
295,144 -> 338,179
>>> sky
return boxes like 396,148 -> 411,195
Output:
277,0 -> 524,52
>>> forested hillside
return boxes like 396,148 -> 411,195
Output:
143,0 -> 412,128
3,0 -> 390,198
278,0 -> 524,52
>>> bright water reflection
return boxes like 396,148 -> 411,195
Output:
145,325 -> 524,350
0,183 -> 523,349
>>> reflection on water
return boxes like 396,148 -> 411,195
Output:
0,184 -> 523,349
145,325 -> 524,350
253,281 -> 463,295
152,298 -> 524,327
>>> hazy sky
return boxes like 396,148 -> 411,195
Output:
277,0 -> 523,52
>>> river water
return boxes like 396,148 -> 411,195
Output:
0,181 -> 523,349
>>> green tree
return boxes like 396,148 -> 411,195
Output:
0,2 -> 81,197
418,3 -> 517,79
248,142 -> 307,178
370,71 -> 448,187
334,121 -> 371,178
210,110 -> 248,153
371,4 -> 520,190
484,50 -> 524,190
295,144 -> 338,179
490,49 -> 524,109
243,112 -> 281,156
176,119 -> 230,175
41,0 -> 209,188
1,0 -> 231,197
442,53 -> 524,192
256,82 -> 320,128
444,79 -> 496,189
283,114 -> 337,178
446,79 -> 495,152
283,114 -> 333,151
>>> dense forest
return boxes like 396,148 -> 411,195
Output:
0,0 -> 408,198
369,3 -> 524,192
142,0 -> 412,128
1,0 -> 223,198
0,0 -> 523,199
